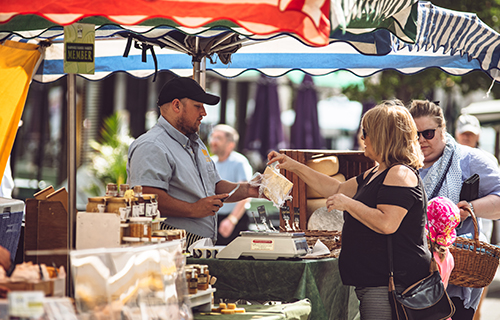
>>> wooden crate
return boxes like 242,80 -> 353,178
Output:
280,149 -> 375,230
24,199 -> 69,282
0,278 -> 65,297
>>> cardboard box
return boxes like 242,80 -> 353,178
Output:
76,212 -> 121,249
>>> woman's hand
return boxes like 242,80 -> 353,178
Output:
457,200 -> 472,221
326,193 -> 350,212
267,151 -> 299,172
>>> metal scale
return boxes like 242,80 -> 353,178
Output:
217,231 -> 309,260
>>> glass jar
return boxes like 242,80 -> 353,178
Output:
86,197 -> 107,213
119,184 -> 130,197
186,268 -> 198,294
129,217 -> 152,238
106,183 -> 118,197
143,194 -> 153,217
197,265 -> 209,290
130,197 -> 143,217
133,185 -> 142,197
107,197 -> 130,220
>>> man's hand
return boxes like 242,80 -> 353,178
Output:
218,218 -> 236,238
192,194 -> 228,218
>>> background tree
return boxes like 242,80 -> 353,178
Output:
343,1 -> 500,110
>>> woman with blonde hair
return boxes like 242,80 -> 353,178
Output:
268,100 -> 431,319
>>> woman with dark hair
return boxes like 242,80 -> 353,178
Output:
268,101 -> 431,319
409,100 -> 500,320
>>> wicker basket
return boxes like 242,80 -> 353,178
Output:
304,230 -> 342,257
449,207 -> 500,288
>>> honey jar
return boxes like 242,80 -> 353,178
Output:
186,268 -> 198,294
131,197 -> 143,217
86,197 -> 107,213
107,197 -> 130,220
119,184 -> 130,197
197,265 -> 209,290
143,194 -> 154,216
129,217 -> 152,238
106,183 -> 118,197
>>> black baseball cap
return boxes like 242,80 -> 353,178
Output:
157,77 -> 220,106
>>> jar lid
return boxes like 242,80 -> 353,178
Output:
107,197 -> 128,203
88,197 -> 106,202
129,217 -> 153,222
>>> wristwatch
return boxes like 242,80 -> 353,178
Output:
467,201 -> 475,215
227,215 -> 238,225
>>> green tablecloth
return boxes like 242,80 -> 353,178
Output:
187,257 -> 359,320
194,299 -> 312,320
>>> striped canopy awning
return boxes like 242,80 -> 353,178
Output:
3,2 -> 499,83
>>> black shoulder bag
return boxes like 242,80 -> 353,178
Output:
388,235 -> 455,320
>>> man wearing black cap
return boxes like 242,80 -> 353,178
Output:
127,77 -> 259,247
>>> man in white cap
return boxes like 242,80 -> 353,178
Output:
456,114 -> 498,165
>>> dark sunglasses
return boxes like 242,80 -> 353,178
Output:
417,128 -> 437,140
362,128 -> 367,139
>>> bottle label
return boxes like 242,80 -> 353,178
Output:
146,203 -> 154,216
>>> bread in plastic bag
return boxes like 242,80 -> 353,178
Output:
252,165 -> 293,208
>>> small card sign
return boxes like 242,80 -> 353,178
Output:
8,291 -> 44,318
64,23 -> 95,74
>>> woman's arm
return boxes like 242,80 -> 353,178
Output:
457,195 -> 500,221
327,165 -> 417,234
267,151 -> 358,198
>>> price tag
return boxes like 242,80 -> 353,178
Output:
8,291 -> 45,318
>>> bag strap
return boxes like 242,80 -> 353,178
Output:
387,167 -> 438,290
429,152 -> 453,199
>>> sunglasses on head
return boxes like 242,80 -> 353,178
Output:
417,128 -> 437,140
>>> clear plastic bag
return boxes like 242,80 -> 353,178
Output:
250,164 -> 293,208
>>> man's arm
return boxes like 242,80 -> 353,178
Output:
215,180 -> 260,202
218,198 -> 251,238
143,186 -> 228,218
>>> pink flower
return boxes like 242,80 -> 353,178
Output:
426,197 -> 460,247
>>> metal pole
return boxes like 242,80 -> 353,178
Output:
67,73 -> 77,296
200,57 -> 206,89
193,60 -> 200,84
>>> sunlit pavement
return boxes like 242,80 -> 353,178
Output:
478,265 -> 500,320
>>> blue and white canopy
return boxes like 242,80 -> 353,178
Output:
4,2 -> 500,83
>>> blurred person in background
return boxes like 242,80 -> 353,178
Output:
409,100 -> 500,320
209,124 -> 253,245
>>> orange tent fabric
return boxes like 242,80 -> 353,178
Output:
0,40 -> 41,179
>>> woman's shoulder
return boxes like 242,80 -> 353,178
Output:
384,164 -> 418,187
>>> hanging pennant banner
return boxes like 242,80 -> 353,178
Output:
64,23 -> 95,74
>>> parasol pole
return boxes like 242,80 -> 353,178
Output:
67,73 -> 77,296
192,37 -> 206,89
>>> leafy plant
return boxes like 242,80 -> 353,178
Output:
89,112 -> 134,188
